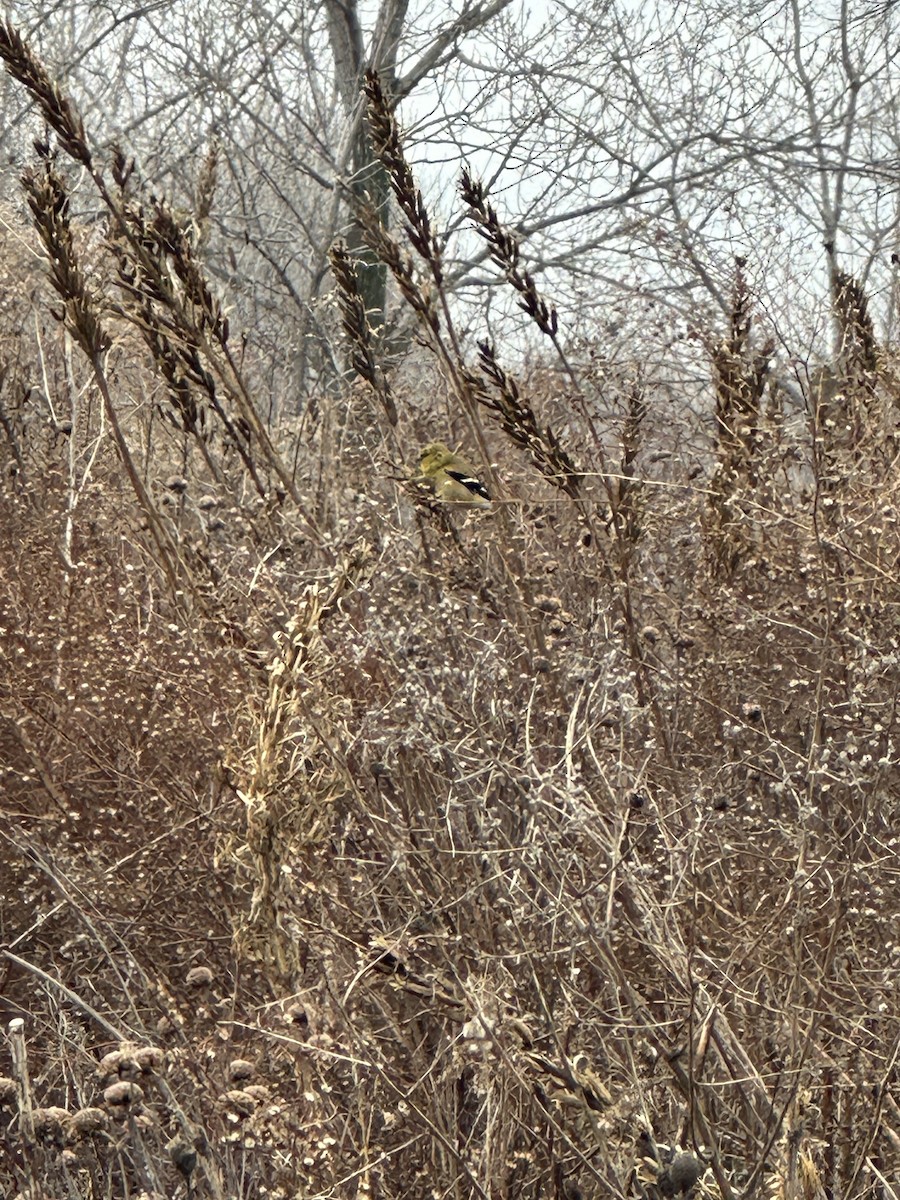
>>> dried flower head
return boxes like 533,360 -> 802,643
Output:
32,1106 -> 71,1144
228,1058 -> 255,1083
219,1089 -> 258,1118
69,1107 -> 109,1139
103,1081 -> 144,1112
133,1046 -> 165,1074
167,1137 -> 198,1178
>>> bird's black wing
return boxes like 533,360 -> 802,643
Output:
446,468 -> 490,501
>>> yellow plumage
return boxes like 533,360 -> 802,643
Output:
417,442 -> 491,507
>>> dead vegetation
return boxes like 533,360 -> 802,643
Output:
0,39 -> 897,1200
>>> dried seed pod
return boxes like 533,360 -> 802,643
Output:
219,1089 -> 257,1118
133,1046 -> 165,1074
283,1002 -> 308,1027
167,1137 -> 197,1179
659,1152 -> 704,1196
32,1106 -> 71,1144
228,1058 -> 255,1083
69,1107 -> 109,1139
103,1081 -> 144,1113
535,594 -> 562,614
96,1049 -> 132,1079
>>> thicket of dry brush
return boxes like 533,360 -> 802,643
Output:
0,34 -> 897,1200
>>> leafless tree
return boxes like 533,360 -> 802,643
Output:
3,1 -> 900,398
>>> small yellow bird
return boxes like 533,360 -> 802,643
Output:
417,442 -> 492,507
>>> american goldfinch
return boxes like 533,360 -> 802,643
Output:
418,442 -> 491,506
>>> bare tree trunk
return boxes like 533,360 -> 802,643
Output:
326,0 -> 409,331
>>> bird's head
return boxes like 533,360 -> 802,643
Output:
420,441 -> 452,473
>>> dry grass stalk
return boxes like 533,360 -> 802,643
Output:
111,162 -> 278,484
108,161 -> 264,493
460,168 -> 623,529
22,148 -> 108,360
813,268 -> 885,479
355,200 -> 441,337
329,239 -> 399,426
0,23 -> 91,166
192,136 -> 219,254
616,377 -> 647,548
7,1019 -> 34,1144
109,183 -> 305,514
477,341 -> 581,496
21,147 -> 191,604
706,258 -> 773,571
710,258 -> 772,486
233,541 -> 372,979
364,70 -> 443,280
0,23 -> 309,519
461,168 -> 557,337
832,267 -> 877,378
